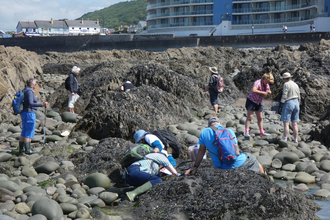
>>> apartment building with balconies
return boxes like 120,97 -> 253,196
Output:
145,0 -> 330,36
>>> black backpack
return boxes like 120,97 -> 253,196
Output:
65,75 -> 71,90
152,129 -> 181,158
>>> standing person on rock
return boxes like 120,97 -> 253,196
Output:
204,67 -> 221,114
279,72 -> 300,143
185,117 -> 264,175
244,73 -> 274,137
125,153 -> 179,202
68,66 -> 80,114
19,78 -> 48,154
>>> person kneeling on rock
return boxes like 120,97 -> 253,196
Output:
125,152 -> 179,202
185,117 -> 264,175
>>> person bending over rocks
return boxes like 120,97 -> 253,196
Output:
125,152 -> 178,201
185,117 -> 264,175
19,78 -> 48,154
204,67 -> 221,114
279,72 -> 300,143
134,129 -> 176,166
244,73 -> 274,138
121,81 -> 134,92
68,66 -> 80,114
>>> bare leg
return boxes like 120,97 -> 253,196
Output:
245,110 -> 254,135
20,136 -> 25,142
259,163 -> 265,174
213,104 -> 218,114
24,138 -> 31,143
292,122 -> 298,140
69,108 -> 74,113
283,121 -> 290,139
255,111 -> 264,132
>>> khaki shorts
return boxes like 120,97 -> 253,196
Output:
239,153 -> 260,173
68,93 -> 77,108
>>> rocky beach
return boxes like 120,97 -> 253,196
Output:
0,40 -> 330,219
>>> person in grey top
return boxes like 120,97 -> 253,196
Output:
68,66 -> 80,113
280,72 -> 300,143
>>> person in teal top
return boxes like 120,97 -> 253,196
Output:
185,117 -> 264,175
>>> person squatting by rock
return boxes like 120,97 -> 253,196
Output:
121,81 -> 134,92
279,72 -> 301,143
19,78 -> 48,154
204,67 -> 221,114
245,73 -> 274,138
68,66 -> 80,114
185,117 -> 265,175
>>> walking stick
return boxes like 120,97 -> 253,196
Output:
43,104 -> 47,145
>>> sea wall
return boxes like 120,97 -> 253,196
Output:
0,32 -> 329,54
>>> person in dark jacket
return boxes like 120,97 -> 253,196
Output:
204,67 -> 220,113
68,66 -> 80,113
120,81 -> 134,92
19,78 -> 48,154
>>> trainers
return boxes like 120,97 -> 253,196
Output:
260,133 -> 270,136
245,134 -> 250,138
294,141 -> 299,143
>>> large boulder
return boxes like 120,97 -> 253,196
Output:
84,173 -> 111,189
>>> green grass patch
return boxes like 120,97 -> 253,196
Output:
66,146 -> 76,154
39,180 -> 56,188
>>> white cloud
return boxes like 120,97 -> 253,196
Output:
0,0 -> 125,32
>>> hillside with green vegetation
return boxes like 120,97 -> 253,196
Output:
78,0 -> 147,29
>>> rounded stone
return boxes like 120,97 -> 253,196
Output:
35,161 -> 60,174
99,192 -> 118,205
255,140 -> 269,146
298,147 -> 311,158
35,174 -> 50,183
31,199 -> 63,220
76,136 -> 88,145
26,214 -> 47,220
22,167 -> 38,177
226,121 -> 236,127
61,112 -> 77,123
14,202 -> 30,214
23,186 -> 46,196
282,164 -> 296,171
0,180 -> 22,192
45,135 -> 63,142
320,160 -> 330,172
0,215 -> 16,220
32,135 -> 43,143
257,156 -> 273,167
187,129 -> 202,138
8,126 -> 22,133
294,172 -> 315,184
313,189 -> 330,198
273,151 -> 299,165
278,140 -> 289,148
84,173 -> 111,189
59,203 -> 78,214
311,153 -> 323,162
305,164 -> 319,174
185,134 -> 199,145
46,111 -> 60,118
0,153 -> 12,162
76,207 -> 90,219
89,198 -> 106,207
273,171 -> 287,179
88,139 -> 99,147
271,158 -> 282,169
293,183 -> 309,192
295,162 -> 309,172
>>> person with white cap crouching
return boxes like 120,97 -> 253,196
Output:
279,72 -> 300,143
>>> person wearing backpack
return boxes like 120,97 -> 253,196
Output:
204,67 -> 222,114
67,66 -> 80,114
244,73 -> 274,138
125,152 -> 178,202
19,78 -> 48,154
185,117 -> 264,175
134,129 -> 176,166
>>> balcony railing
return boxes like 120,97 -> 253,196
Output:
148,21 -> 213,29
147,10 -> 213,19
232,14 -> 318,24
232,1 -> 317,13
147,0 -> 213,10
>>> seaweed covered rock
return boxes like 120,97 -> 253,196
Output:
129,164 -> 321,219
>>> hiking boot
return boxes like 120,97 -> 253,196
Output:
126,181 -> 152,202
18,142 -> 25,155
24,142 -> 36,155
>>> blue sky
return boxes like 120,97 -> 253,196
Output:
0,0 -> 127,32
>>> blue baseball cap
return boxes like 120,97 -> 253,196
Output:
134,130 -> 149,143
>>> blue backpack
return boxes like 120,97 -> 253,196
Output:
12,90 -> 25,114
209,126 -> 239,165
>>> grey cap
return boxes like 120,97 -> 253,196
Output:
208,117 -> 220,127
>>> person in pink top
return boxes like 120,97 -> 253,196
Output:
245,73 -> 274,137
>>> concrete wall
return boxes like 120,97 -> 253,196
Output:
0,32 -> 330,54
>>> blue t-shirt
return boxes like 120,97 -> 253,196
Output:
199,124 -> 247,169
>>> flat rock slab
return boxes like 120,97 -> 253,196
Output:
294,172 -> 315,184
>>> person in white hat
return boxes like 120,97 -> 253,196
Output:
121,81 -> 134,92
204,67 -> 221,113
67,66 -> 80,113
279,72 -> 300,143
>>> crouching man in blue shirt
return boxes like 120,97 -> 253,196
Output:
185,117 -> 264,175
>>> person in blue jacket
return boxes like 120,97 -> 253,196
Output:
185,117 -> 264,175
68,66 -> 80,113
19,78 -> 48,154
